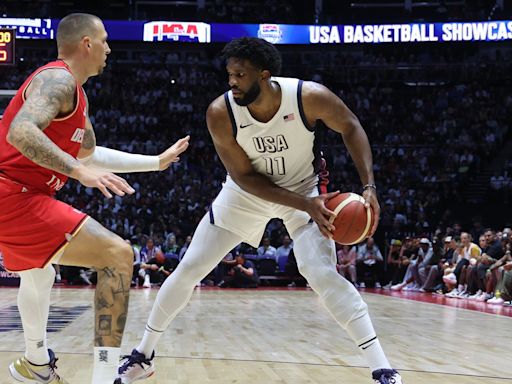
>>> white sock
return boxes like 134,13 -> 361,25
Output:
137,324 -> 164,359
346,314 -> 391,372
25,338 -> 50,365
17,267 -> 55,365
91,347 -> 121,384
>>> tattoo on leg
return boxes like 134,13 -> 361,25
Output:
101,267 -> 115,278
95,336 -> 105,347
112,274 -> 130,295
116,296 -> 129,335
96,293 -> 113,311
94,257 -> 131,347
98,315 -> 112,336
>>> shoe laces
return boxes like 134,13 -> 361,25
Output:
373,369 -> 398,384
46,350 -> 62,379
118,349 -> 154,374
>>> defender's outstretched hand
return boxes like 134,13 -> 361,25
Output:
158,136 -> 190,170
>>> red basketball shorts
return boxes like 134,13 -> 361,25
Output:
0,176 -> 88,272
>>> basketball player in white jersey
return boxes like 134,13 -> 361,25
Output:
117,37 -> 402,384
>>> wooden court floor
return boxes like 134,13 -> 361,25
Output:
0,286 -> 510,384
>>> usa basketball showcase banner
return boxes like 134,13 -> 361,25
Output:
1,17 -> 511,44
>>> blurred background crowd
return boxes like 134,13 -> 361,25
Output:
0,0 -> 510,303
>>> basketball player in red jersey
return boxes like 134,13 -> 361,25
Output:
0,13 -> 189,384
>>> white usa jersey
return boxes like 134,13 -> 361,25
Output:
225,77 -> 319,190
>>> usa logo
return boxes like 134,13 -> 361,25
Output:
257,24 -> 283,44
143,21 -> 211,43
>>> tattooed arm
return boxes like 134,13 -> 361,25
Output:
6,68 -> 82,177
7,68 -> 135,197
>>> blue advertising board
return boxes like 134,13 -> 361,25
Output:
1,18 -> 511,44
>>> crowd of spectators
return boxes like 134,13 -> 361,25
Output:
2,0 -> 509,24
0,43 -> 510,292
383,227 -> 512,306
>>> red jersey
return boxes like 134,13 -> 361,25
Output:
0,60 -> 87,195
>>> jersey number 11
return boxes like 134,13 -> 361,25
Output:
263,156 -> 285,175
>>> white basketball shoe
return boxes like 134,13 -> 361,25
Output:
116,349 -> 155,383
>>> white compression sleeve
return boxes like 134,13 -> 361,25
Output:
80,146 -> 160,173
17,266 -> 55,365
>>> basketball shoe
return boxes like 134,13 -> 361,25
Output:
9,349 -> 69,383
372,368 -> 403,383
116,349 -> 155,383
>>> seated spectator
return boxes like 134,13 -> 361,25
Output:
214,251 -> 235,285
257,237 -> 277,260
126,238 -> 142,286
178,235 -> 192,261
486,245 -> 512,304
336,244 -> 357,286
133,238 -> 161,286
219,253 -> 260,288
285,249 -> 307,287
484,229 -> 505,260
356,237 -> 384,288
465,235 -> 494,300
139,249 -> 174,287
391,237 -> 429,291
419,236 -> 453,292
140,238 -> 161,262
419,237 -> 445,292
442,240 -> 464,293
417,238 -> 434,286
385,239 -> 405,287
445,232 -> 481,298
275,235 -> 293,273
163,234 -> 180,255
497,262 -> 512,306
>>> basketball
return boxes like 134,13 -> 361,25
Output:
325,192 -> 375,245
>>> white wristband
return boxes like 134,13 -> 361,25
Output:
80,146 -> 160,173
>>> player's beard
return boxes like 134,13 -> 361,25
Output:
233,81 -> 261,106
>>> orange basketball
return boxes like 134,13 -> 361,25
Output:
325,192 -> 375,245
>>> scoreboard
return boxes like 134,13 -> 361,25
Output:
0,28 -> 15,65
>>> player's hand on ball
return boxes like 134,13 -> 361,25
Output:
362,187 -> 380,236
305,191 -> 340,239
158,135 -> 190,170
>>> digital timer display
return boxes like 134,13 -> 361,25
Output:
0,29 -> 15,65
